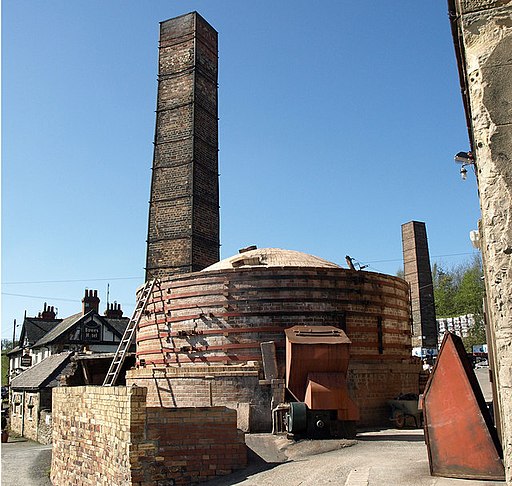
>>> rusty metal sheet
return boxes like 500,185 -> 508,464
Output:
285,326 -> 351,401
285,326 -> 351,345
305,372 -> 359,421
423,332 -> 504,480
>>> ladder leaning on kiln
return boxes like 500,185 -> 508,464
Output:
102,279 -> 157,386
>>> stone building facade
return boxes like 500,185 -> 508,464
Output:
146,12 -> 220,280
448,0 -> 512,481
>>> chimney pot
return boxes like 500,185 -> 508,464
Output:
82,289 -> 100,315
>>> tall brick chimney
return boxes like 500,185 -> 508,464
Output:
401,221 -> 437,352
145,12 -> 220,280
82,289 -> 100,315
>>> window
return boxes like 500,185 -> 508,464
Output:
27,395 -> 34,420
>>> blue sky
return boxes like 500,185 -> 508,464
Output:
2,1 -> 481,340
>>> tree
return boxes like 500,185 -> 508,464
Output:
1,339 -> 13,352
432,256 -> 486,352
432,263 -> 457,317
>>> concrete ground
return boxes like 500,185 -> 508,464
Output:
1,436 -> 52,486
205,428 -> 506,486
1,367 -> 502,486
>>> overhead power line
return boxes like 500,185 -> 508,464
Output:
1,292 -> 134,308
2,252 -> 477,285
365,251 -> 477,265
3,276 -> 143,285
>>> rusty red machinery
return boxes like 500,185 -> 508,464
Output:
281,325 -> 359,439
423,332 -> 505,481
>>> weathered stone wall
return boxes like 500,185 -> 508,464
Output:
9,391 -> 24,436
451,0 -> 512,482
22,392 -> 40,442
9,390 -> 47,441
146,12 -> 220,280
51,386 -> 246,485
37,409 -> 53,445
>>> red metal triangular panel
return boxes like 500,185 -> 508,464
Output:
423,332 -> 504,480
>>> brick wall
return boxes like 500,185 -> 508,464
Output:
126,365 -> 273,431
127,359 -> 421,429
51,386 -> 246,485
348,360 -> 421,426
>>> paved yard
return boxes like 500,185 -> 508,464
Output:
1,437 -> 52,486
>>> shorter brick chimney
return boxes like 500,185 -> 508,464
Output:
82,289 -> 100,315
39,302 -> 56,320
41,302 -> 55,321
104,302 -> 123,319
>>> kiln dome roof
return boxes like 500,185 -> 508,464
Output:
202,248 -> 343,271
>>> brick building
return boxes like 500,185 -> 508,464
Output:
127,12 -> 422,432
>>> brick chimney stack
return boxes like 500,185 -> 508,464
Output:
401,221 -> 437,351
39,302 -> 56,320
82,289 -> 100,315
104,302 -> 123,319
145,12 -> 220,280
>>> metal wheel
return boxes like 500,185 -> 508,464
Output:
394,411 -> 405,429
287,402 -> 307,433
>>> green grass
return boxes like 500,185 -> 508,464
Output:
1,353 -> 9,386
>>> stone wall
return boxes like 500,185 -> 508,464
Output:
9,391 -> 24,436
21,392 -> 39,442
37,409 -> 53,445
450,0 -> 512,481
51,386 -> 246,485
9,390 -> 52,443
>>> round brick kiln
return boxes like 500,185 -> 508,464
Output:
127,248 -> 421,430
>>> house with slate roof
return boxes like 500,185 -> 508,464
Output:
7,289 -> 133,442
9,352 -> 73,444
7,289 -> 130,380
